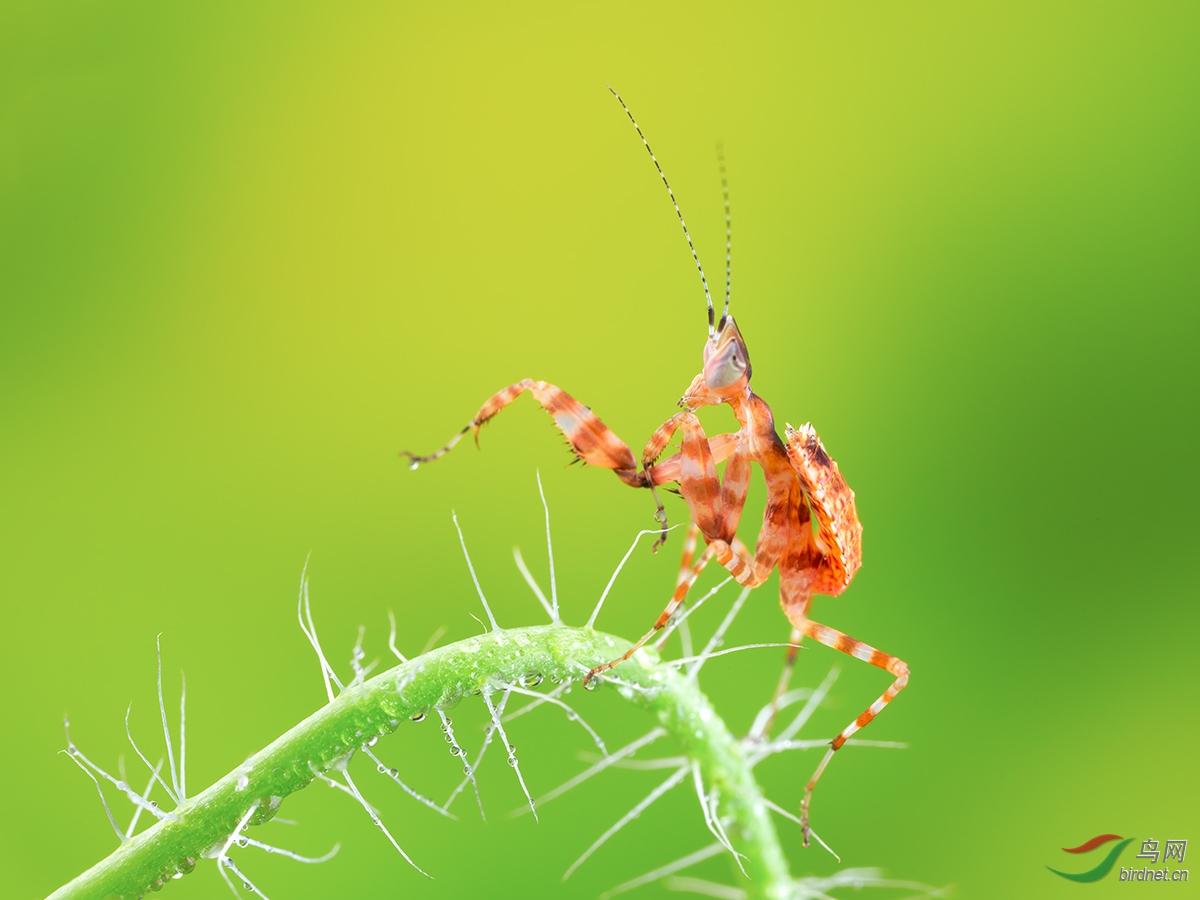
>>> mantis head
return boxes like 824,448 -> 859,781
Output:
681,315 -> 752,408
703,316 -> 752,392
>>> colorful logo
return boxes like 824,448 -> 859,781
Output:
1048,834 -> 1189,883
1047,834 -> 1134,882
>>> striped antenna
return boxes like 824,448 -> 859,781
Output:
717,142 -> 731,324
607,85 -> 716,339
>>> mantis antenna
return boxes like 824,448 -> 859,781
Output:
718,142 -> 732,325
606,85 -> 717,340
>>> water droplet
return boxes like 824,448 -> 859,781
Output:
584,678 -> 598,692
389,768 -> 398,777
411,712 -> 426,722
451,745 -> 462,756
463,764 -> 472,775
507,743 -> 516,753
150,801 -> 158,809
520,672 -> 543,688
377,764 -> 386,773
367,735 -> 379,747
507,756 -> 517,766
236,837 -> 249,848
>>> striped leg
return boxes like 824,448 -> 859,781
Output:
783,609 -> 909,847
655,522 -> 700,651
401,379 -> 643,487
643,432 -> 739,486
585,418 -> 778,683
641,424 -> 738,550
668,411 -> 751,541
674,521 -> 702,589
640,413 -> 688,470
752,622 -> 806,741
632,414 -> 739,548
639,411 -> 739,484
585,534 -> 779,683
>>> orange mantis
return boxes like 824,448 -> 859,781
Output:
402,87 -> 908,845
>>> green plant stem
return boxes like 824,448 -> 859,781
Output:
48,625 -> 792,900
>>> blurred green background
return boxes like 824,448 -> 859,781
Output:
3,2 -> 1198,898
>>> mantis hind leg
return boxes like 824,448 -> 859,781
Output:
752,621 -> 806,741
584,533 -> 777,684
781,586 -> 909,847
781,426 -> 907,845
586,418 -> 797,683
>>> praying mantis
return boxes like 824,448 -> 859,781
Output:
402,87 -> 908,846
